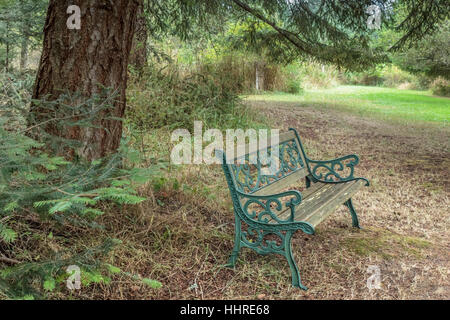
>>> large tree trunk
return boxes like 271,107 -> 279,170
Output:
129,0 -> 148,72
30,0 -> 139,160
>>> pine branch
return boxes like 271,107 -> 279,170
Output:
0,255 -> 20,265
230,0 -> 386,69
231,0 -> 312,55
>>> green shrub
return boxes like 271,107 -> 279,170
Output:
197,54 -> 257,94
299,62 -> 340,89
415,75 -> 433,91
345,67 -> 384,86
381,65 -> 416,88
430,77 -> 450,97
284,79 -> 303,94
344,65 -> 425,89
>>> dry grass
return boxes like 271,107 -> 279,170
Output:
48,98 -> 449,300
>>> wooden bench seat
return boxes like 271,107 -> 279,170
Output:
218,128 -> 369,290
268,180 -> 364,227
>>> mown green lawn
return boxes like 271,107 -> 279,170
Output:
246,86 -> 450,123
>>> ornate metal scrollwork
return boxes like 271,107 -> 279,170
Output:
307,154 -> 369,184
219,147 -> 315,235
230,139 -> 305,194
307,156 -> 370,185
289,128 -> 369,186
238,190 -> 301,223
241,227 -> 286,255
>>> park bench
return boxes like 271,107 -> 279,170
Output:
218,128 -> 369,290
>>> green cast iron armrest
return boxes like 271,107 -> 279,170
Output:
288,128 -> 369,186
235,189 -> 302,223
306,154 -> 370,186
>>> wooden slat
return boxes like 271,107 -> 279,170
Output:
304,180 -> 364,227
297,184 -> 347,220
252,168 -> 308,196
275,183 -> 336,221
265,181 -> 330,222
279,131 -> 297,144
269,180 -> 364,227
299,180 -> 327,198
232,131 -> 297,160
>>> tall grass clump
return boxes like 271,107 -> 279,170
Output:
126,63 -> 268,132
344,65 -> 430,90
430,77 -> 450,97
299,62 -> 340,89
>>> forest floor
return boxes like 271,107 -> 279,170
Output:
74,87 -> 449,300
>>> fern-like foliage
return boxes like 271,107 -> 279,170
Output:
0,238 -> 119,299
0,72 -> 164,298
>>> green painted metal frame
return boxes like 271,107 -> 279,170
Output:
230,136 -> 305,194
290,128 -> 370,187
219,128 -> 369,290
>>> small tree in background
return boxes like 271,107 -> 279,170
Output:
393,20 -> 449,80
0,0 -> 47,71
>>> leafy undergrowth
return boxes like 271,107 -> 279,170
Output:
30,91 -> 448,300
2,83 -> 448,300
0,73 -> 164,299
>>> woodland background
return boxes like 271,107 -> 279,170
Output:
0,0 -> 448,299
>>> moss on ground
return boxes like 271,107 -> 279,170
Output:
342,228 -> 432,260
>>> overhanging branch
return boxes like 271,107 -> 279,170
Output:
231,0 -> 313,56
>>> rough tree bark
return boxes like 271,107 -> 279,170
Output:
129,0 -> 148,72
30,0 -> 139,160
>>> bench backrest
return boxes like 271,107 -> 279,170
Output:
222,129 -> 309,196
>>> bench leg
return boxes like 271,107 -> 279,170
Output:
284,230 -> 308,290
227,214 -> 242,268
345,198 -> 361,228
